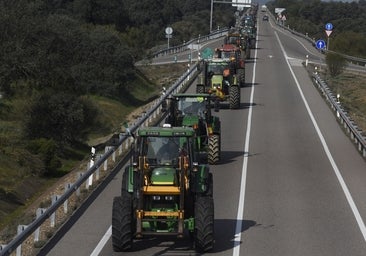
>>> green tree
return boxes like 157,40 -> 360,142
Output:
325,52 -> 346,77
23,92 -> 97,146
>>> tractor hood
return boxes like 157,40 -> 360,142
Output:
182,115 -> 199,127
151,167 -> 177,185
211,75 -> 223,87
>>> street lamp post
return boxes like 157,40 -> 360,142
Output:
210,0 -> 214,32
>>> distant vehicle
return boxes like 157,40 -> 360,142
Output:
263,15 -> 269,21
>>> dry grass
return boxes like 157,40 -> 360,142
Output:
326,72 -> 366,135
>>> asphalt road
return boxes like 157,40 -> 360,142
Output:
43,15 -> 366,256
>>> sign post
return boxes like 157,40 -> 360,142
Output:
325,23 -> 333,51
165,27 -> 173,49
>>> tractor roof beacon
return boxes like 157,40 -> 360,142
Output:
112,126 -> 214,253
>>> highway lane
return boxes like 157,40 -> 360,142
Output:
43,15 -> 366,256
239,17 -> 366,256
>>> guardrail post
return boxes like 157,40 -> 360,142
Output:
119,134 -> 124,155
112,148 -> 116,162
104,147 -> 110,171
76,172 -> 84,196
64,183 -> 73,213
35,208 -> 46,242
16,225 -> 28,256
50,195 -> 60,228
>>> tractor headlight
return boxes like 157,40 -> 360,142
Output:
153,196 -> 161,201
192,162 -> 199,172
165,196 -> 174,201
133,162 -> 138,172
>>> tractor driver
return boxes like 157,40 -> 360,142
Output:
156,138 -> 180,164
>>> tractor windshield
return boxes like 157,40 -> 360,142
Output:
143,136 -> 188,165
227,36 -> 239,45
207,62 -> 228,75
177,97 -> 206,117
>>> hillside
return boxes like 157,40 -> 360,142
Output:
0,0 -> 235,229
0,62 -> 189,232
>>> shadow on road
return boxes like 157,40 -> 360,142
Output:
122,218 -> 256,255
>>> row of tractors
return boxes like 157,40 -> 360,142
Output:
111,5 -> 258,254
195,10 -> 257,111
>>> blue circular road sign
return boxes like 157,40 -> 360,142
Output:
316,39 -> 326,50
325,23 -> 333,31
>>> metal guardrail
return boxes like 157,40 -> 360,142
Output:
312,72 -> 366,157
0,63 -> 199,256
152,28 -> 229,58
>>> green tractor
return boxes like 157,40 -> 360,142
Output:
112,126 -> 214,253
165,93 -> 221,164
196,58 -> 241,109
242,25 -> 256,49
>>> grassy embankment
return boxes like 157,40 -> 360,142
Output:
307,64 -> 366,136
0,63 -> 188,231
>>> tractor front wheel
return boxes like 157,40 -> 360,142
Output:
112,194 -> 133,252
194,196 -> 214,253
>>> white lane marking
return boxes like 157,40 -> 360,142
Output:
232,25 -> 259,256
271,22 -> 314,56
274,31 -> 366,241
90,226 -> 111,256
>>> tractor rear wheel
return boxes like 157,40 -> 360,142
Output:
194,196 -> 214,252
208,134 -> 220,164
238,69 -> 245,87
229,85 -> 240,109
112,194 -> 133,252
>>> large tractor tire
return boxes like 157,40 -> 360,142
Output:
238,69 -> 245,87
229,85 -> 240,109
196,84 -> 204,93
112,194 -> 133,252
194,196 -> 214,253
208,134 -> 220,165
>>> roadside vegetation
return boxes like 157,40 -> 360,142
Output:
266,0 -> 366,58
0,0 -> 236,229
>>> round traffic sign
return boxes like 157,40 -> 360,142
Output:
165,27 -> 173,35
325,23 -> 333,31
315,39 -> 326,50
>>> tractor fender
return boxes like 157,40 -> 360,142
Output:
122,166 -> 137,193
190,165 -> 210,194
